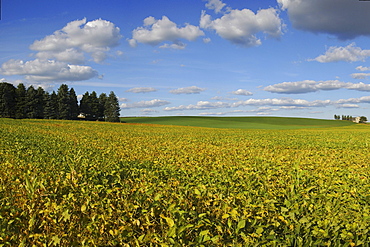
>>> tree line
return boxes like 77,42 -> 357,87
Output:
0,82 -> 120,122
334,114 -> 367,123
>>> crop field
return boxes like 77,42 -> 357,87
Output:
122,116 -> 355,130
1,118 -> 370,246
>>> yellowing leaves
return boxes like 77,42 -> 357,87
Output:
1,118 -> 370,246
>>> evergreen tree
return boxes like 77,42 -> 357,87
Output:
104,91 -> 120,122
79,92 -> 91,119
49,91 -> 59,119
57,84 -> 71,120
90,91 -> 99,119
25,85 -> 38,119
0,82 -> 16,118
43,92 -> 52,119
69,88 -> 79,120
35,87 -> 45,119
98,93 -> 107,120
15,83 -> 27,119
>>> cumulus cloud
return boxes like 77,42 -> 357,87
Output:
200,6 -> 283,47
309,43 -> 370,63
0,18 -> 121,84
126,87 -> 157,93
231,89 -> 253,96
264,80 -> 370,93
205,0 -> 226,13
0,59 -> 98,82
278,0 -> 370,40
131,16 -> 204,48
169,86 -> 206,94
30,18 -> 122,63
164,101 -> 229,111
121,99 -> 170,109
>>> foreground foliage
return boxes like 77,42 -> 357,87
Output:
1,118 -> 370,246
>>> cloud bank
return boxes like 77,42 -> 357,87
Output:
278,0 -> 370,40
264,80 -> 370,94
0,18 -> 122,84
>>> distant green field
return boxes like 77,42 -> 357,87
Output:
121,116 -> 356,129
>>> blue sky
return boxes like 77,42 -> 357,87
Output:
2,0 -> 370,119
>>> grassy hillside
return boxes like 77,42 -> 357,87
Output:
122,116 -> 356,129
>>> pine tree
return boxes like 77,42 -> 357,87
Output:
90,91 -> 99,119
57,84 -> 71,120
104,91 -> 120,122
98,93 -> 107,120
15,83 -> 27,119
25,85 -> 38,119
69,88 -> 79,120
49,91 -> 59,119
0,82 -> 16,118
79,92 -> 91,119
35,87 -> 45,119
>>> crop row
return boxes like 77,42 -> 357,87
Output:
1,119 -> 370,246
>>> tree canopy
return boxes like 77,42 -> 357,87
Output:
0,82 -> 120,122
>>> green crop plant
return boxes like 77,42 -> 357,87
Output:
1,118 -> 370,246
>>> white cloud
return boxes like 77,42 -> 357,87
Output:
126,87 -> 157,93
346,82 -> 370,91
121,99 -> 170,109
337,104 -> 359,108
164,101 -> 229,111
309,43 -> 370,63
264,80 -> 370,93
205,0 -> 226,13
30,18 -> 122,63
351,73 -> 370,79
203,37 -> 211,43
211,96 -> 238,101
278,0 -> 370,40
199,112 -> 226,115
200,7 -> 283,47
169,86 -> 206,94
231,89 -> 253,96
161,95 -> 370,113
159,42 -> 186,50
0,18 -> 121,84
231,98 -> 330,108
334,96 -> 370,104
356,66 -> 370,71
131,16 -> 204,48
0,59 -> 98,82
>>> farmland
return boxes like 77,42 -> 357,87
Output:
1,118 -> 370,246
122,116 -> 355,129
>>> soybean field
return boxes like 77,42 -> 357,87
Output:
1,118 -> 370,246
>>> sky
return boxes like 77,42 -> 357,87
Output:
2,0 -> 370,119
